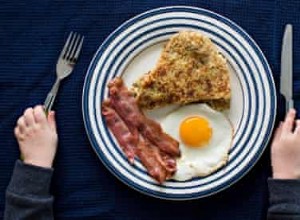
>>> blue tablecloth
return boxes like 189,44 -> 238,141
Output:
0,1 -> 299,219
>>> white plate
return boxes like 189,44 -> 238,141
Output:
82,6 -> 276,200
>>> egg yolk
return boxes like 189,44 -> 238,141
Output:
179,116 -> 212,147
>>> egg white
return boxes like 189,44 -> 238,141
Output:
160,104 -> 233,181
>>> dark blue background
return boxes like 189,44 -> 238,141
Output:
0,1 -> 299,219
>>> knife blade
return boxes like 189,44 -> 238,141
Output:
280,24 -> 293,113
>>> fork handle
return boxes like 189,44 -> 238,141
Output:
44,79 -> 61,113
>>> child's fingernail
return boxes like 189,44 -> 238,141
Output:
290,108 -> 296,114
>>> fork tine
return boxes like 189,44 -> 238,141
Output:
64,32 -> 77,60
68,34 -> 81,61
59,32 -> 73,59
73,36 -> 84,62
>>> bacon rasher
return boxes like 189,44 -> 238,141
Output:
102,77 -> 180,183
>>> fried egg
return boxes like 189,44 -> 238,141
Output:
160,104 -> 233,181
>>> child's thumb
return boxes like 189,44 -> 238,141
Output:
48,111 -> 57,131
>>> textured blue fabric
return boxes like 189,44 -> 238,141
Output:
0,0 -> 299,219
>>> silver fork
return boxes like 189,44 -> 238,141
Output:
44,32 -> 84,113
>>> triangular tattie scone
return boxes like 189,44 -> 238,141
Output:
132,31 -> 231,110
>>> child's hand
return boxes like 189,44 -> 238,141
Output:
14,105 -> 58,168
271,108 -> 300,179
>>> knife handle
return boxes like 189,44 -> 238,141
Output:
286,99 -> 294,113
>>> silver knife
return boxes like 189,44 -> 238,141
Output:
280,24 -> 293,113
